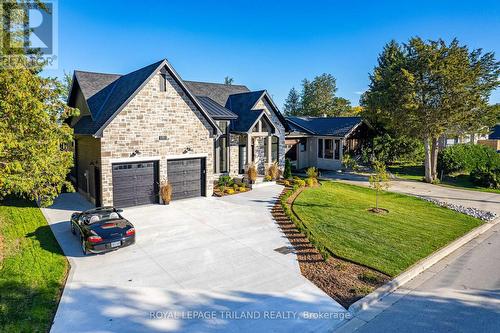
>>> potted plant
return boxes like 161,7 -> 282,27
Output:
160,179 -> 172,204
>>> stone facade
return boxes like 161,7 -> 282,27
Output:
254,96 -> 286,169
99,69 -> 215,206
229,133 -> 241,175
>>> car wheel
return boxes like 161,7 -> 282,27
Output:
81,238 -> 90,255
71,222 -> 76,235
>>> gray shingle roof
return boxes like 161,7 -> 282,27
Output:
196,96 -> 237,120
74,71 -> 121,101
286,116 -> 363,137
184,81 -> 250,106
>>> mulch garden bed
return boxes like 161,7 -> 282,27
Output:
272,186 -> 390,308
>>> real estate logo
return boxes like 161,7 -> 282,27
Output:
0,0 -> 58,68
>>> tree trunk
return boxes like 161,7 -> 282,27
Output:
375,191 -> 379,209
430,137 -> 439,181
423,137 -> 433,183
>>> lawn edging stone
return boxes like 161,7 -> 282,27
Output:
346,216 -> 500,316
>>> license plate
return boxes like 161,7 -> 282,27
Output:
110,241 -> 121,248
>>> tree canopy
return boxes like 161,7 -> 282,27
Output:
283,73 -> 354,117
362,37 -> 500,182
0,1 -> 77,206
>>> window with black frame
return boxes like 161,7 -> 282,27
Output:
272,136 -> 279,162
214,121 -> 229,173
318,138 -> 323,158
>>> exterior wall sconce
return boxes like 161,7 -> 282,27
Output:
130,150 -> 141,157
183,147 -> 193,154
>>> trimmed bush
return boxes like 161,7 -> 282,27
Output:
296,179 -> 306,187
438,144 -> 500,174
284,159 -> 292,179
470,167 -> 500,189
225,188 -> 235,195
283,180 -> 291,187
306,178 -> 314,187
264,175 -> 272,181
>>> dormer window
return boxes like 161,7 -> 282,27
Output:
159,73 -> 167,92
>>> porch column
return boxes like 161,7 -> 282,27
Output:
267,135 -> 272,164
246,134 -> 252,167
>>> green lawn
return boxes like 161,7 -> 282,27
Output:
293,182 -> 483,276
0,198 -> 68,333
388,164 -> 500,194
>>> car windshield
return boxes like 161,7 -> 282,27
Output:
84,211 -> 121,224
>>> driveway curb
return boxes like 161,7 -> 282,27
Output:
345,217 -> 500,318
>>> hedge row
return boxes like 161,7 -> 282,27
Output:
438,144 -> 500,174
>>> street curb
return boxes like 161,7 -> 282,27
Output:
347,216 -> 500,315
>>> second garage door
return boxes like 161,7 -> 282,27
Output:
167,158 -> 205,200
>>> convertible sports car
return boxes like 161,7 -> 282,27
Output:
70,206 -> 135,255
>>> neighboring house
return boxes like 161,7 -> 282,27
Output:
285,116 -> 373,170
67,59 -> 288,207
478,124 -> 500,152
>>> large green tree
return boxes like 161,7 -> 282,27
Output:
0,1 -> 77,206
362,38 -> 500,182
284,73 -> 352,117
283,87 -> 301,115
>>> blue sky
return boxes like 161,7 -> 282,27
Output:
45,0 -> 500,107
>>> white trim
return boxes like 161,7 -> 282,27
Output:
165,153 -> 208,160
110,156 -> 161,163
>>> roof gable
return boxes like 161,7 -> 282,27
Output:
70,59 -> 220,136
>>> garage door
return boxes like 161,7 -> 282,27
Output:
112,161 -> 159,207
167,158 -> 205,200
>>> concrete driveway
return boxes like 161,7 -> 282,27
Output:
42,185 -> 347,333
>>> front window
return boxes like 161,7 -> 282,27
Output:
219,136 -> 228,173
299,138 -> 307,152
318,138 -> 323,158
324,139 -> 334,159
272,136 -> 279,162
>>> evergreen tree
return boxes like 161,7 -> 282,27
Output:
362,37 -> 500,182
283,87 -> 301,115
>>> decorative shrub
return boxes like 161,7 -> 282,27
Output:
264,175 -> 272,181
225,188 -> 235,195
296,179 -> 306,187
293,175 -> 300,180
342,154 -> 357,170
267,161 -> 280,180
160,180 -> 172,204
306,166 -> 318,179
233,183 -> 239,190
218,175 -> 234,188
306,178 -> 314,187
470,167 -> 500,189
284,159 -> 292,179
283,180 -> 291,187
247,162 -> 257,183
438,144 -> 500,174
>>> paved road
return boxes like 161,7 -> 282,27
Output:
42,185 -> 347,333
347,221 -> 500,333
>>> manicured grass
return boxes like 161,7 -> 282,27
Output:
0,198 -> 68,333
388,163 -> 500,194
293,182 -> 483,276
